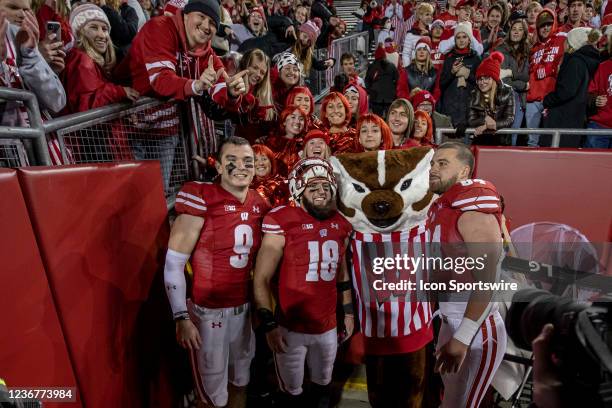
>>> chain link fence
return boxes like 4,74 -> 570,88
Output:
52,101 -> 190,199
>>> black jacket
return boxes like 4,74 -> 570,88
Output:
102,4 -> 138,61
406,64 -> 437,93
468,82 -> 515,145
439,48 -> 481,127
497,42 -> 529,109
543,45 -> 602,146
365,59 -> 398,104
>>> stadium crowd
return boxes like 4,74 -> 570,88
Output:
0,0 -> 610,165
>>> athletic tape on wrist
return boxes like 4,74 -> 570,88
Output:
453,317 -> 480,346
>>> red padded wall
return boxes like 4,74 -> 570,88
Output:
472,147 -> 612,243
0,169 -> 80,408
17,162 -> 170,408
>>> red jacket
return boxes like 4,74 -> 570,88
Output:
527,9 -> 565,102
61,48 -> 127,114
124,11 -> 224,100
588,60 -> 612,128
556,20 -> 590,33
36,5 -> 73,48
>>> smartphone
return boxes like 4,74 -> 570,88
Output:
46,21 -> 61,42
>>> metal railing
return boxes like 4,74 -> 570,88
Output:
434,127 -> 612,147
0,87 -> 50,166
0,90 -> 197,205
309,31 -> 369,101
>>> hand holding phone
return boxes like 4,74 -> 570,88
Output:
46,21 -> 61,42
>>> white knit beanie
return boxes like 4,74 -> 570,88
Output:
567,27 -> 592,51
70,4 -> 110,36
454,21 -> 474,43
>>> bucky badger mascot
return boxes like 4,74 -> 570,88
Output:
331,147 -> 436,408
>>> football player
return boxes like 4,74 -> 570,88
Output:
427,142 -> 508,408
163,136 -> 270,408
253,158 -> 354,406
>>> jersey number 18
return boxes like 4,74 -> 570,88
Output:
306,240 -> 339,282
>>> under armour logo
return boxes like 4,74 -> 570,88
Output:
331,223 -> 339,230
320,229 -> 328,237
252,205 -> 260,214
241,212 -> 249,221
211,322 -> 222,328
166,284 -> 177,291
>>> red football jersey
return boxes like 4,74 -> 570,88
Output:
262,206 -> 353,334
426,178 -> 503,244
175,182 -> 270,308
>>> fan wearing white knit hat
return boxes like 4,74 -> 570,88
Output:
62,3 -> 139,113
542,27 -> 602,145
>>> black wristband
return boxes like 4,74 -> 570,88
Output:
337,280 -> 352,291
343,303 -> 354,315
257,308 -> 278,333
174,311 -> 190,321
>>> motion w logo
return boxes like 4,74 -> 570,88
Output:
211,322 -> 222,329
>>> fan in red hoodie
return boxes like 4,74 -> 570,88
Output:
585,44 -> 612,148
525,8 -> 565,142
557,0 -> 591,33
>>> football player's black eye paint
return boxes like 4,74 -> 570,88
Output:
353,183 -> 365,193
226,162 -> 237,174
401,179 -> 412,191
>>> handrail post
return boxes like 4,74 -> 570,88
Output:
551,130 -> 561,148
24,92 -> 51,166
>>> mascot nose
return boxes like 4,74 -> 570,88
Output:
373,201 -> 390,215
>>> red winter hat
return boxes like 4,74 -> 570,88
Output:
476,51 -> 504,82
411,89 -> 436,108
249,6 -> 268,29
414,36 -> 432,52
300,20 -> 321,45
456,0 -> 475,9
303,129 -> 330,145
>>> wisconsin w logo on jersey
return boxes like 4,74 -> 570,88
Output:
241,212 -> 249,221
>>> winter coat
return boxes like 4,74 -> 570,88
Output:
497,42 -> 530,109
439,47 -> 481,127
365,59 -> 398,104
406,64 -> 437,93
101,4 -> 139,61
468,81 -> 515,144
61,48 -> 126,113
588,59 -> 612,128
527,8 -> 565,102
543,45 -> 602,144
1,23 -> 66,126
480,25 -> 506,53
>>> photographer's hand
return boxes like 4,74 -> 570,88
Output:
533,324 -> 563,408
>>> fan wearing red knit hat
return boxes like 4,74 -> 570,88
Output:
229,6 -> 268,51
406,37 -> 437,96
468,51 -> 516,146
301,129 -> 331,159
409,88 -> 454,130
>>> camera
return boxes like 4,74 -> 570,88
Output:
506,288 -> 612,407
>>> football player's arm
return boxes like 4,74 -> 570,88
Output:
338,239 -> 355,341
253,233 -> 288,353
165,214 -> 205,350
455,211 -> 502,345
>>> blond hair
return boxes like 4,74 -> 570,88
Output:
77,24 -> 116,74
480,80 -> 498,113
417,3 -> 434,17
292,37 -> 314,76
239,49 -> 276,121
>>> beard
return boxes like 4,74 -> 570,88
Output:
430,174 -> 459,195
302,196 -> 336,220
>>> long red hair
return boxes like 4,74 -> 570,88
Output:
411,110 -> 434,146
278,105 -> 309,136
252,143 -> 277,177
320,92 -> 352,129
285,86 -> 315,115
356,113 -> 393,150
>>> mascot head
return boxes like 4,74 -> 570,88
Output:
330,147 -> 435,233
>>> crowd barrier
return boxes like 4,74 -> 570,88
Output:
435,127 -> 612,147
309,31 -> 369,100
1,162 -> 176,407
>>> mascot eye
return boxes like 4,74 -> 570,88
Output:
352,183 -> 365,193
400,179 -> 412,191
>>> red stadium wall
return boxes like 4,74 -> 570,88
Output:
1,162 -> 180,407
0,169 -> 80,408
